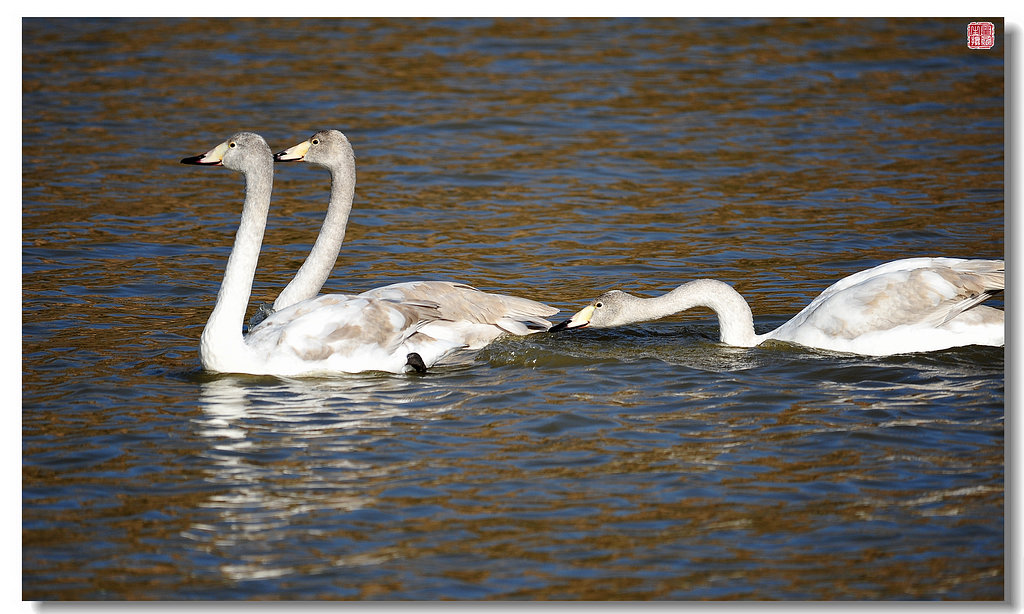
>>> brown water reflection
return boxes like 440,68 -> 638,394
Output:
23,18 -> 1002,600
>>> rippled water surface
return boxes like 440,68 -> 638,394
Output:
22,18 -> 1004,600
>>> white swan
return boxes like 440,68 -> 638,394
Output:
270,129 -> 558,351
181,132 -> 557,376
552,258 -> 1004,356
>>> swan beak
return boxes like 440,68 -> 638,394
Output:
549,304 -> 595,332
274,139 -> 311,162
180,140 -> 230,166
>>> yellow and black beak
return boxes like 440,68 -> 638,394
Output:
180,140 -> 230,166
274,139 -> 311,162
549,304 -> 595,332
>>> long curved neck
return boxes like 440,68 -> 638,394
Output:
201,160 -> 273,369
272,161 -> 355,311
647,280 -> 760,347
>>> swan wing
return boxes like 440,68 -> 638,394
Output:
360,281 -> 559,337
245,294 -> 463,374
770,258 -> 1003,353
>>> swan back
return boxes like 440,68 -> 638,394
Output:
244,293 -> 463,375
240,279 -> 559,375
361,281 -> 560,349
766,257 -> 1003,354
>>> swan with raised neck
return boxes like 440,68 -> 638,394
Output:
271,129 -> 356,311
182,132 -> 275,371
181,131 -> 558,375
264,129 -> 559,350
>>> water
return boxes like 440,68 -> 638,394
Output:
22,18 -> 1004,600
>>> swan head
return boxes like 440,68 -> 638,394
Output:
550,290 -> 634,331
181,132 -> 272,172
274,129 -> 354,170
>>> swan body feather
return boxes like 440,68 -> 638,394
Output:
235,293 -> 461,376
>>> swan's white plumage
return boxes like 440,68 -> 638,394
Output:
559,257 -> 1003,356
183,131 -> 556,376
267,129 -> 558,352
242,293 -> 457,376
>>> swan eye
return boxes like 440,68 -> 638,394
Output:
229,142 -> 236,148
311,138 -> 320,145
595,302 -> 603,308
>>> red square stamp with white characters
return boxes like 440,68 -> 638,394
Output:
967,22 -> 995,49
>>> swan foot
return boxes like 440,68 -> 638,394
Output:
248,302 -> 276,329
405,352 -> 427,374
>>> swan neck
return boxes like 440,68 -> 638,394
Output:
659,280 -> 759,346
272,160 -> 356,310
201,160 -> 273,368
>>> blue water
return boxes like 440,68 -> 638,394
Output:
22,18 -> 1004,600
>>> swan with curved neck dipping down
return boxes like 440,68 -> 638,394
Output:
552,258 -> 1004,356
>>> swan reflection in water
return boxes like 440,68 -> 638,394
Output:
194,372 -> 452,437
187,374 -> 456,581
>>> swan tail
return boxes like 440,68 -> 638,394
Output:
936,259 -> 1004,326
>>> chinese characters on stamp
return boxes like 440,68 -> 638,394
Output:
967,22 -> 995,49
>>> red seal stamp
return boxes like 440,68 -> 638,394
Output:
967,22 -> 995,49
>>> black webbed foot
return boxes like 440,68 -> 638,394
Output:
405,352 -> 427,374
